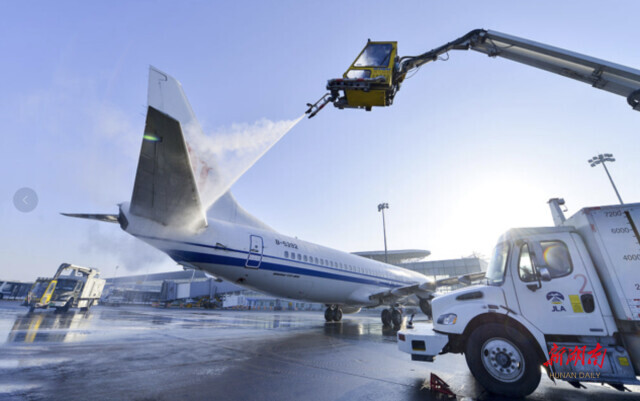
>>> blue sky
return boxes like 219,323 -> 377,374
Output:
2,1 -> 640,281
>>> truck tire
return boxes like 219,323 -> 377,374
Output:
464,323 -> 541,397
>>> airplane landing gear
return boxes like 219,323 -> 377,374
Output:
324,305 -> 343,322
391,309 -> 403,327
381,307 -> 403,328
381,308 -> 392,327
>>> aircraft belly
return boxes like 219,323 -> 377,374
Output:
192,259 -> 376,306
154,242 -> 391,307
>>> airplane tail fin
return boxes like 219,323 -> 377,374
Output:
129,67 -> 271,231
64,67 -> 271,232
127,67 -> 208,229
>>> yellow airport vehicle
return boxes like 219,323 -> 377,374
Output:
330,40 -> 400,110
25,263 -> 105,313
306,40 -> 403,117
306,29 -> 640,118
26,279 -> 58,310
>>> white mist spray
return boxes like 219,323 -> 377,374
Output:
183,114 -> 305,213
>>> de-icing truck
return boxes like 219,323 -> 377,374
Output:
398,199 -> 640,397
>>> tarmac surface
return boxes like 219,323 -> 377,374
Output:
1,300 -> 639,401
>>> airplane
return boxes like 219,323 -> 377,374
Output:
63,67 -> 479,327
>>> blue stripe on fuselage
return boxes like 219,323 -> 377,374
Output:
164,248 -> 405,288
135,234 -> 415,288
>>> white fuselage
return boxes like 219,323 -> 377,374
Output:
120,203 -> 428,306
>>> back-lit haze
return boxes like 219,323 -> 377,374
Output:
2,2 -> 640,281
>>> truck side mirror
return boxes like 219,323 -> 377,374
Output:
538,267 -> 551,282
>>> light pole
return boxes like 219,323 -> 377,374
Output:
378,203 -> 389,264
588,153 -> 623,204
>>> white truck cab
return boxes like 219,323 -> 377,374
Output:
398,199 -> 640,397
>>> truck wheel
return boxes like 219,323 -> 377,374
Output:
464,323 -> 541,397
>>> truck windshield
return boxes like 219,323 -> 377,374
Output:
31,281 -> 49,297
55,279 -> 78,292
485,242 -> 509,286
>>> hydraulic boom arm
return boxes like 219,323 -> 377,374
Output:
306,29 -> 640,118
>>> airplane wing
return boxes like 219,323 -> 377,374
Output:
368,271 -> 486,304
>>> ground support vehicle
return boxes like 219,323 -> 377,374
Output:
25,263 -> 105,313
306,29 -> 640,117
398,199 -> 640,397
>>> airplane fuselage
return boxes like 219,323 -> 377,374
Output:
119,202 -> 428,306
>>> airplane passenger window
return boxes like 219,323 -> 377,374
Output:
315,257 -> 318,264
297,254 -> 302,261
304,255 -> 308,262
320,259 -> 324,265
284,251 -> 289,258
291,252 -> 295,259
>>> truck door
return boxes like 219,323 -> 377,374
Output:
245,235 -> 263,268
509,232 -> 607,336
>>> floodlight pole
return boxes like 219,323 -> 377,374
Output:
378,203 -> 389,264
588,153 -> 624,205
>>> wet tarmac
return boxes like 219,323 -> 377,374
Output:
1,300 -> 639,401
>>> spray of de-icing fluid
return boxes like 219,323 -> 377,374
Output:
183,114 -> 305,214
